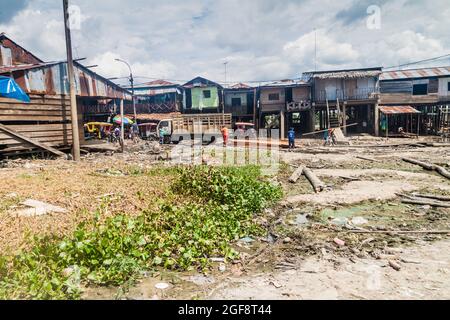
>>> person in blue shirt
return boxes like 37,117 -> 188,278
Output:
288,128 -> 296,151
159,127 -> 166,145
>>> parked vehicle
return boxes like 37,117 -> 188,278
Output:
156,113 -> 232,143
84,122 -> 113,140
138,123 -> 158,141
234,122 -> 257,140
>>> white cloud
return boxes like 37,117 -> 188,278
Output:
0,0 -> 449,83
90,51 -> 177,84
1,8 -> 66,60
283,29 -> 360,70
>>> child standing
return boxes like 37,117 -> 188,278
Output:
288,128 -> 296,151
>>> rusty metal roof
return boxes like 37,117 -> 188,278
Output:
133,79 -> 178,88
0,61 -> 61,74
183,76 -> 223,89
304,67 -> 382,79
0,60 -> 131,100
0,33 -> 44,65
260,79 -> 309,88
126,112 -> 182,121
134,87 -> 180,96
379,105 -> 421,114
381,66 -> 450,81
229,83 -> 252,89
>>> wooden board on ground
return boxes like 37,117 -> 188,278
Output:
332,128 -> 350,145
0,124 -> 66,157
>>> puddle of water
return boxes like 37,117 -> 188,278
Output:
320,202 -> 412,224
321,205 -> 373,220
285,209 -> 310,226
295,214 -> 309,225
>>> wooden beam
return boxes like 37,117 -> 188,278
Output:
301,123 -> 358,137
0,123 -> 66,157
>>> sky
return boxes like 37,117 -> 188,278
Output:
1,0 -> 449,86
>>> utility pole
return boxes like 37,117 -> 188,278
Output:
120,99 -> 125,152
63,0 -> 80,161
223,61 -> 228,87
314,28 -> 317,72
222,62 -> 228,115
115,59 -> 137,122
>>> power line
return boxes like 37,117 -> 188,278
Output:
124,75 -> 304,87
111,52 -> 450,88
384,53 -> 450,70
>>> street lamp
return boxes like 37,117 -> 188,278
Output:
115,58 -> 137,122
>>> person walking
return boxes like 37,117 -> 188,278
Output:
159,127 -> 166,145
324,128 -> 336,146
288,127 -> 296,151
131,122 -> 139,143
221,125 -> 229,147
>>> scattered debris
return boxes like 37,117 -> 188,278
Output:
330,217 -> 349,226
239,237 -> 255,244
184,275 -> 216,286
294,213 -> 309,225
12,199 -> 67,217
303,167 -> 325,193
400,258 -> 421,265
351,217 -> 369,226
402,157 -> 450,180
358,237 -> 375,249
288,166 -> 305,183
356,155 -> 379,162
347,229 -> 450,235
411,193 -> 450,202
333,238 -> 346,247
283,237 -> 292,244
388,260 -> 402,271
95,168 -> 126,177
218,263 -> 227,272
5,192 -> 18,199
155,282 -> 170,290
400,197 -> 450,208
269,280 -> 283,289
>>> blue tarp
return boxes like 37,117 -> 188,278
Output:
0,76 -> 30,103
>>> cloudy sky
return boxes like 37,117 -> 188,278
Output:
1,0 -> 449,85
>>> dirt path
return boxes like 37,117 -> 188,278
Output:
285,169 -> 450,205
208,239 -> 450,300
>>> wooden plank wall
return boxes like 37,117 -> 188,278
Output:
0,94 -> 72,157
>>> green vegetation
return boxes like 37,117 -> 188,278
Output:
0,165 -> 282,300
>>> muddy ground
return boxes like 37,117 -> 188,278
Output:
1,136 -> 449,300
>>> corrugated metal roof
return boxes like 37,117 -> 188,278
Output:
260,79 -> 309,88
134,87 -> 179,96
0,62 -> 59,74
229,83 -> 252,89
183,76 -> 223,89
0,60 -> 131,100
381,66 -> 450,81
125,112 -> 181,121
0,33 -> 44,65
379,105 -> 421,114
133,79 -> 178,89
304,67 -> 382,79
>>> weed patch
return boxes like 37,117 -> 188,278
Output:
0,165 -> 282,300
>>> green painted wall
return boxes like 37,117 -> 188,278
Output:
191,86 -> 219,110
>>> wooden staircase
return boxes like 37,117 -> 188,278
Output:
326,98 -> 350,145
326,98 -> 341,128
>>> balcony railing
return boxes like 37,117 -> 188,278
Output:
224,105 -> 251,115
316,88 -> 379,102
439,93 -> 450,102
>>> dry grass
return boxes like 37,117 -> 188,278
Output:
0,157 -> 176,253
